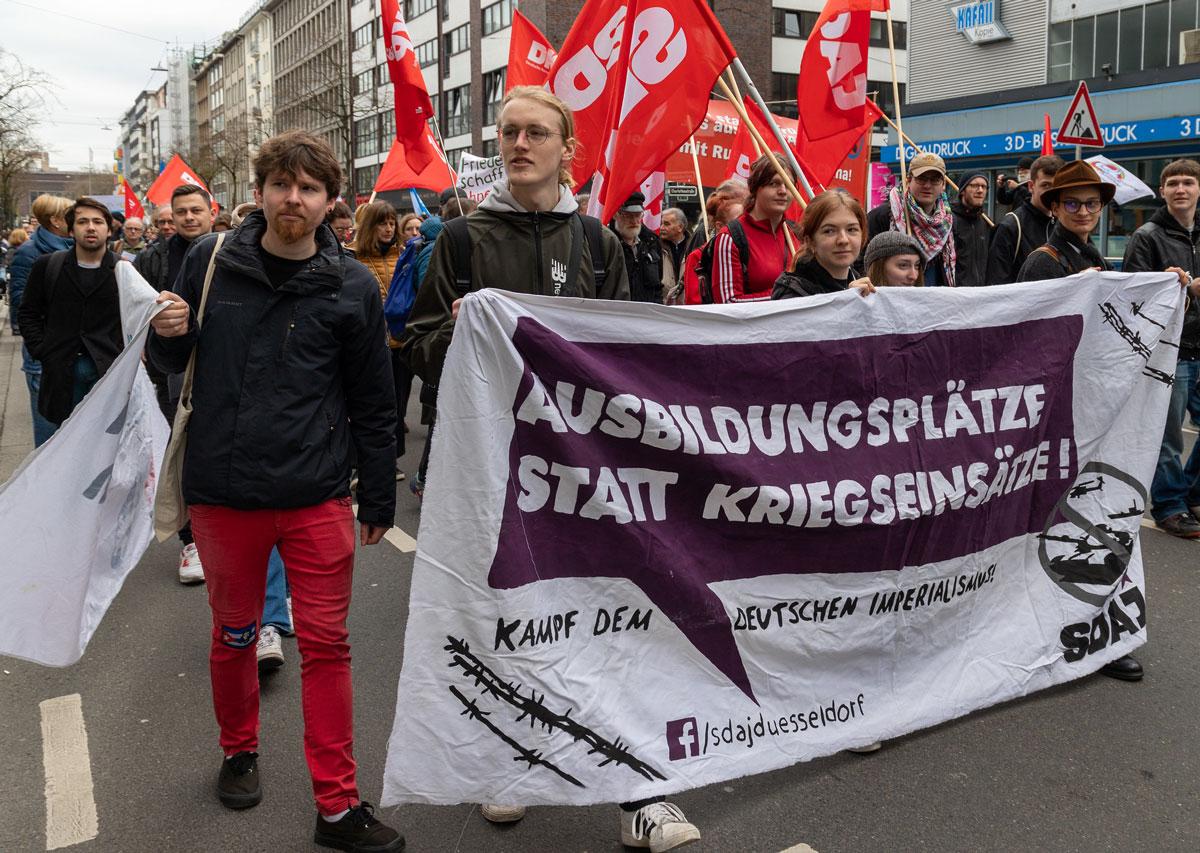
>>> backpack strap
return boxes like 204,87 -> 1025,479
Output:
1032,243 -> 1070,274
46,249 -> 68,303
579,213 -> 607,290
563,214 -> 585,298
726,218 -> 751,279
443,216 -> 473,297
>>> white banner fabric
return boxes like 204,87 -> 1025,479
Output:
457,154 -> 507,202
0,268 -> 167,666
383,272 -> 1179,806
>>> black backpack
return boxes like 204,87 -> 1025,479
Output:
442,211 -> 607,299
694,219 -> 749,304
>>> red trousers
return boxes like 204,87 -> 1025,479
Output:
190,498 -> 358,816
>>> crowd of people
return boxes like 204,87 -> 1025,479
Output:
1,82 -> 1198,852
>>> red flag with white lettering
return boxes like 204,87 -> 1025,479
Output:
145,154 -> 209,207
793,0 -> 888,188
374,131 -> 457,194
795,98 -> 882,191
551,0 -> 736,223
381,0 -> 436,172
122,180 -> 145,221
506,10 -> 557,92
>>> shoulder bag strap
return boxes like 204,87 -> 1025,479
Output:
195,232 -> 226,330
178,232 -> 226,409
1006,211 -> 1022,264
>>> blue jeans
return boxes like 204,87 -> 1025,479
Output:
40,353 -> 101,443
262,546 -> 292,633
25,371 -> 57,448
1150,358 -> 1200,521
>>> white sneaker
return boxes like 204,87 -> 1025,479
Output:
395,461 -> 407,482
256,625 -> 284,672
620,802 -> 700,852
480,803 -> 526,824
178,543 -> 205,585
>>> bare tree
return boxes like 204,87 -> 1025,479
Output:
0,49 -> 50,225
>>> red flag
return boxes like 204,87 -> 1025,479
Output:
551,0 -> 736,223
122,180 -> 145,220
793,1 -> 888,189
381,0 -> 436,172
1042,113 -> 1054,155
373,130 -> 456,194
506,11 -> 557,92
145,154 -> 210,207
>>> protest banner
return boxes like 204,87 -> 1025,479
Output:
456,153 -> 506,202
0,267 -> 166,667
383,271 -> 1178,806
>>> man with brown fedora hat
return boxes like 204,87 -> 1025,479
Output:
1016,160 -> 1115,282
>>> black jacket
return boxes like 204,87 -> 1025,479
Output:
148,211 -> 397,526
133,233 -> 196,292
772,257 -> 855,299
1123,206 -> 1200,357
866,202 -> 891,242
987,200 -> 1052,285
1016,222 -> 1109,283
612,224 -> 663,303
951,201 -> 993,287
18,250 -> 123,423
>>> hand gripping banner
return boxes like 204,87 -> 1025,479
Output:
383,272 -> 1180,806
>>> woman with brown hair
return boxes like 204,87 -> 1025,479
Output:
710,154 -> 799,303
351,200 -> 408,476
773,189 -> 868,299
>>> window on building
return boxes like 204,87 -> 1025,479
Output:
483,68 -> 506,126
355,164 -> 381,196
482,0 -> 514,36
1120,7 -> 1145,73
482,138 -> 499,157
1144,1 -> 1170,68
1072,16 -> 1095,79
352,22 -> 375,52
355,115 -> 378,158
416,39 -> 438,68
381,109 -> 395,142
444,24 -> 470,56
1094,11 -> 1119,76
770,73 -> 798,118
354,69 -> 374,96
869,18 -> 906,49
1170,0 -> 1198,64
772,9 -> 818,38
446,147 -> 468,171
444,84 -> 471,137
1048,21 -> 1073,82
405,0 -> 436,19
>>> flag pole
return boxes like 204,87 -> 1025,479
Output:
689,135 -> 711,241
730,58 -> 817,201
874,109 -> 995,227
723,70 -> 761,157
368,191 -> 377,204
715,77 -> 806,213
429,115 -> 465,211
884,7 -> 911,235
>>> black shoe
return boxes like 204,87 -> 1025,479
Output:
314,803 -> 405,852
1100,655 -> 1144,682
217,751 -> 262,809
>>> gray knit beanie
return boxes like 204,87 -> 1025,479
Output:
864,231 -> 923,267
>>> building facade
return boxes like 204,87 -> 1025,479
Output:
896,0 -> 1200,257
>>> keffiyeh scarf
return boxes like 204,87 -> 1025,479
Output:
888,186 -> 957,287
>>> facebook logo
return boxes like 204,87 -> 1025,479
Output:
665,718 -> 700,761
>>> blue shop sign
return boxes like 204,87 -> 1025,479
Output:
951,0 -> 1010,45
881,114 -> 1200,163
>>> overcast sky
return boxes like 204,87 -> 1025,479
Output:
3,0 -> 254,172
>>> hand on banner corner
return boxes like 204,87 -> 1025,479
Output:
1164,265 -> 1197,296
151,293 -> 190,337
849,277 -> 876,297
451,297 -> 463,321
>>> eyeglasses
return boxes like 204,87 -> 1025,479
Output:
499,125 -> 561,146
1060,198 -> 1104,213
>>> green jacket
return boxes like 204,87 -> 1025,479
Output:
403,184 -> 629,385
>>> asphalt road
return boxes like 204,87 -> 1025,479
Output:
2,410 -> 1199,853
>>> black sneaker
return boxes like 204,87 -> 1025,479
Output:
313,803 -> 405,852
1156,512 -> 1200,539
217,751 -> 261,809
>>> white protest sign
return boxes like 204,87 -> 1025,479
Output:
457,154 -> 507,202
383,272 -> 1179,806
1086,155 -> 1154,206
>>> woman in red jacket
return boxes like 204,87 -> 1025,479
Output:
711,154 -> 798,303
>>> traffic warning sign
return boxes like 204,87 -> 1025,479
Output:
1057,81 -> 1105,148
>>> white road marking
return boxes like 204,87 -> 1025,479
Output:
353,505 -> 417,553
39,694 -> 98,851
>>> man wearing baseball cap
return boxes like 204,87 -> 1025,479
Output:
867,152 -> 957,287
609,191 -> 663,303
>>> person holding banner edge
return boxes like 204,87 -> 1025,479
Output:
403,85 -> 702,853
